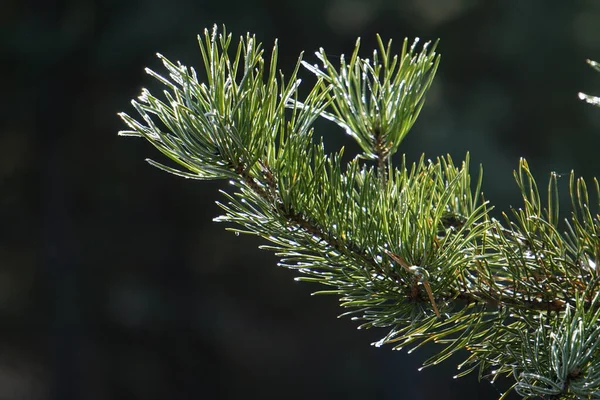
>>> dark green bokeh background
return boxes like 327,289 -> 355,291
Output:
2,1 -> 600,399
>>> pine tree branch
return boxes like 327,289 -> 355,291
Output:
579,60 -> 600,107
119,26 -> 600,399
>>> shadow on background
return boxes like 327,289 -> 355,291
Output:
2,0 -> 600,399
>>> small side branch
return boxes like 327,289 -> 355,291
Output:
373,126 -> 389,185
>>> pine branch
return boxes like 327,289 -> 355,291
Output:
579,60 -> 600,107
119,26 -> 600,399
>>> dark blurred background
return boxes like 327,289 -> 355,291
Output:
2,0 -> 600,399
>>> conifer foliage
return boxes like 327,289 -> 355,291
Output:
119,26 -> 600,399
